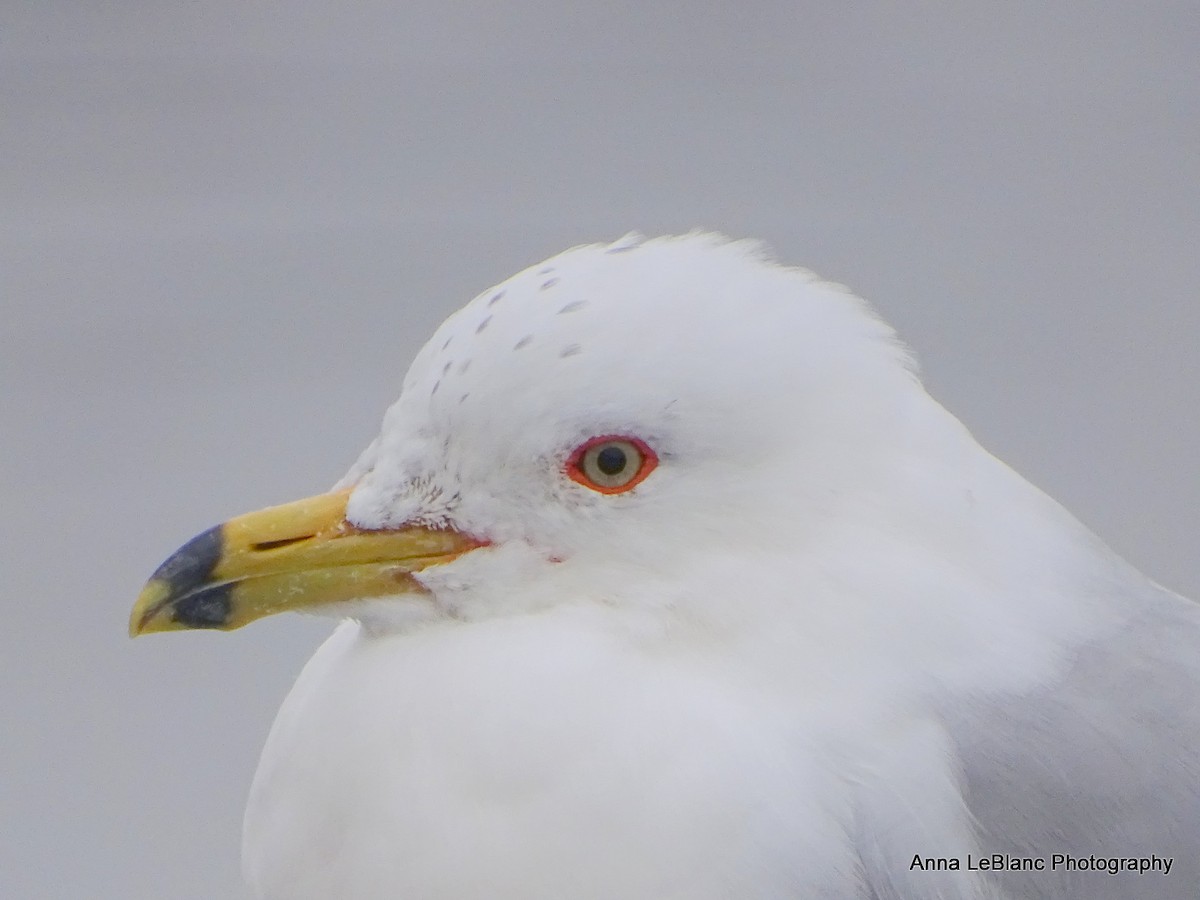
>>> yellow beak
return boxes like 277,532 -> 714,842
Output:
129,489 -> 483,636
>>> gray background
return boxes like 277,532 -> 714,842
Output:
3,3 -> 1197,897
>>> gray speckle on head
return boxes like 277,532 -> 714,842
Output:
458,359 -> 471,374
487,290 -> 505,307
560,344 -> 583,358
459,392 -> 470,404
442,337 -> 453,350
431,379 -> 440,396
476,315 -> 492,334
514,335 -> 534,350
442,361 -> 453,376
558,300 -> 587,314
538,267 -> 555,275
540,278 -> 560,291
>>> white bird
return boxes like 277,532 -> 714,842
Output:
132,233 -> 1200,899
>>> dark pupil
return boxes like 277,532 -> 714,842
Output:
595,445 -> 628,476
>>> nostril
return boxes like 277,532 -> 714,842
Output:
252,536 -> 314,551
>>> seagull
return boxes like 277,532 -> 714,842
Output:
131,233 -> 1200,899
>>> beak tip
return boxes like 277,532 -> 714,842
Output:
128,580 -> 170,638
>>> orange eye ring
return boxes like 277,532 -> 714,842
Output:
566,436 -> 659,494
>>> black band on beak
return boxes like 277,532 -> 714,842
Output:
170,582 -> 234,629
148,525 -> 224,598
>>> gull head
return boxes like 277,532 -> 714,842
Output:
131,233 -> 927,638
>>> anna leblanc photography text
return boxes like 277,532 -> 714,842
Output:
909,854 -> 1174,876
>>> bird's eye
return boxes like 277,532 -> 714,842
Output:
566,436 -> 658,494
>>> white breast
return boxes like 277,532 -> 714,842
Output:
242,612 -> 870,900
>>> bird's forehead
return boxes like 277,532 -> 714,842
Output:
370,232 -> 909,477
395,235 -> 783,423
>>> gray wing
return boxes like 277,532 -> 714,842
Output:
939,581 -> 1200,899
